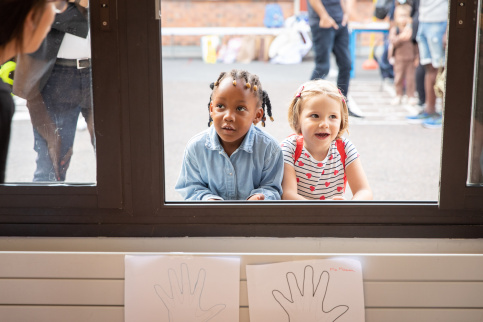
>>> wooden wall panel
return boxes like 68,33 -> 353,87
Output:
1,252 -> 482,322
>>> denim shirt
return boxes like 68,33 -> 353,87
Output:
175,125 -> 284,200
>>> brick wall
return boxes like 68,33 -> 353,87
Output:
161,0 -> 382,47
161,1 -> 294,46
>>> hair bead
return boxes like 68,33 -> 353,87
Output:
207,70 -> 274,128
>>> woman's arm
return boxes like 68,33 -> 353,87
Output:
345,158 -> 373,200
281,163 -> 308,200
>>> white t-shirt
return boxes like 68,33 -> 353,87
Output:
281,136 -> 359,200
57,31 -> 91,59
419,0 -> 448,23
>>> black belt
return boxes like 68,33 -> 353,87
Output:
56,58 -> 91,69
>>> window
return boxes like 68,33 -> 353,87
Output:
0,0 -> 482,238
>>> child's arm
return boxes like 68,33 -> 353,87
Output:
175,150 -> 223,201
281,164 -> 308,200
345,158 -> 373,200
248,146 -> 284,200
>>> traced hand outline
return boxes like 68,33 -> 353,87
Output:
272,265 -> 349,322
154,263 -> 226,322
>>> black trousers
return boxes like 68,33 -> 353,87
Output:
0,80 -> 14,183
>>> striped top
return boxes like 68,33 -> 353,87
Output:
281,136 -> 359,200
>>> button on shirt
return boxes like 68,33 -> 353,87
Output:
175,125 -> 284,200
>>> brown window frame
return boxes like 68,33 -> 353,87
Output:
0,0 -> 482,238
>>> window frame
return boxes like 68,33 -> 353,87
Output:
0,0 -> 482,238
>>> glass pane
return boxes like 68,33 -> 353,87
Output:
163,0 -> 444,201
4,2 -> 96,184
468,1 -> 483,185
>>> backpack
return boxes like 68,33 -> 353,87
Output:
290,135 -> 347,192
263,3 -> 284,28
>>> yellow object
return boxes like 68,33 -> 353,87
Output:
206,39 -> 217,64
0,61 -> 16,86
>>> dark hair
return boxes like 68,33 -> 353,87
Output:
0,0 -> 47,52
207,69 -> 273,127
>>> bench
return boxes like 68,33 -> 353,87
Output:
161,27 -> 285,58
1,251 -> 483,321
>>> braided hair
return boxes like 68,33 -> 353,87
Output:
207,69 -> 274,127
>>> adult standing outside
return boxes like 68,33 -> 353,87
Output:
14,0 -> 94,182
306,0 -> 362,118
406,0 -> 447,128
0,0 -> 65,183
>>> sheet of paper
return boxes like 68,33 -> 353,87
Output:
125,255 -> 240,322
247,258 -> 364,322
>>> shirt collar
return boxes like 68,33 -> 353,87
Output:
205,124 -> 255,153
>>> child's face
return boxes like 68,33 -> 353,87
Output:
298,94 -> 342,155
395,9 -> 410,27
210,78 -> 262,152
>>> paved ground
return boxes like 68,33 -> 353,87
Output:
6,56 -> 442,201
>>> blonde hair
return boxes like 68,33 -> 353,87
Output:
287,79 -> 349,138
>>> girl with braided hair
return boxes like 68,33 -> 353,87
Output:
175,69 -> 283,201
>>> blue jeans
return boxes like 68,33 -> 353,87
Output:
29,64 -> 93,182
416,21 -> 447,68
310,24 -> 351,97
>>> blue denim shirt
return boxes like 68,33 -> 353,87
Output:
175,125 -> 284,200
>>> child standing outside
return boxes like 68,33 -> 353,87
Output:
175,69 -> 284,201
389,3 -> 419,106
281,80 -> 372,200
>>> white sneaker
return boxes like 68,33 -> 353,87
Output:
407,97 -> 419,105
391,96 -> 402,105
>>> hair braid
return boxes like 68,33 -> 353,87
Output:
207,69 -> 275,127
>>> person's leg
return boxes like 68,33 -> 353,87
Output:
379,36 -> 394,80
405,61 -> 416,98
424,21 -> 447,114
332,24 -> 363,117
415,63 -> 426,105
309,26 -> 334,80
79,67 -> 95,148
31,64 -> 82,182
393,60 -> 405,97
423,64 -> 437,114
407,22 -> 439,122
332,24 -> 351,97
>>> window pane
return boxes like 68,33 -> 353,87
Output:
468,3 -> 483,185
5,3 -> 96,184
163,0 -> 443,201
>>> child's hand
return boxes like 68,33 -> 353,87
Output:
247,194 -> 265,201
331,196 -> 346,200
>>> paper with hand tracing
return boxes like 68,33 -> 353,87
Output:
246,258 -> 364,322
125,255 -> 240,322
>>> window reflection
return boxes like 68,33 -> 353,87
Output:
7,1 -> 96,183
468,6 -> 483,185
